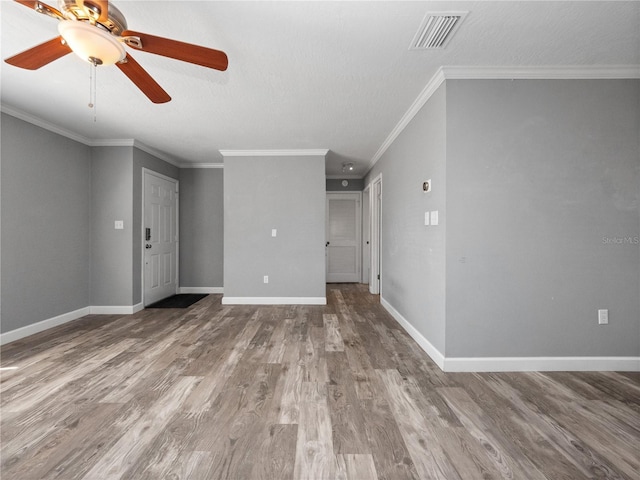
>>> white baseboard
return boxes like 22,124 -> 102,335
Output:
380,297 -> 446,370
444,356 -> 640,372
380,297 -> 640,373
179,287 -> 224,294
221,296 -> 327,305
0,306 -> 91,346
90,303 -> 144,315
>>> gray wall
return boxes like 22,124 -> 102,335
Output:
365,84 -> 448,353
445,79 -> 640,357
132,147 -> 179,304
1,114 -> 92,332
326,178 -> 364,191
91,147 -> 134,306
366,78 -> 640,359
91,146 -> 178,307
2,126 -> 182,327
179,168 -> 224,288
224,155 -> 326,300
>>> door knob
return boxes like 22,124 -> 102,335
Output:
145,244 -> 152,249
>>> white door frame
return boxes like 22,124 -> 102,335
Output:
369,174 -> 382,295
141,168 -> 179,306
362,185 -> 371,284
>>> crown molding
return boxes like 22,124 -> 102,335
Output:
1,103 -> 92,146
442,64 -> 640,80
367,64 -> 640,175
367,67 -> 446,171
219,149 -> 329,157
131,140 -> 183,168
90,139 -> 134,147
2,104 -> 182,167
181,163 -> 224,169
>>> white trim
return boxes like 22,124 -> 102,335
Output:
367,64 -> 640,173
368,68 -> 446,170
219,149 -> 329,157
2,105 -> 182,167
92,139 -> 183,168
381,297 -> 640,373
380,297 -> 445,370
91,138 -> 135,147
444,356 -> 640,372
132,141 -> 183,168
90,303 -> 143,315
0,307 -> 90,346
221,297 -> 327,305
1,104 -> 92,145
0,302 -> 147,345
179,287 -> 224,294
180,163 -> 224,169
141,168 -> 179,184
368,173 -> 382,295
442,64 -> 640,80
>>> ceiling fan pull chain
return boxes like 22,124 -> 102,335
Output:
88,60 -> 97,122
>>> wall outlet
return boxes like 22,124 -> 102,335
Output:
424,212 -> 430,226
114,220 -> 124,230
272,229 -> 277,237
264,275 -> 269,284
598,309 -> 608,325
430,210 -> 439,226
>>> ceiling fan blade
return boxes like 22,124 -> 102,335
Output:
80,0 -> 109,24
14,0 -> 39,8
116,53 -> 171,104
14,0 -> 64,19
122,30 -> 228,71
4,36 -> 72,70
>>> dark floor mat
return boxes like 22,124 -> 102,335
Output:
146,294 -> 208,309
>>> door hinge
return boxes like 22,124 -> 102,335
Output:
377,274 -> 380,280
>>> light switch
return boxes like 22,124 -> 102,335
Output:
114,220 -> 124,230
598,309 -> 609,325
424,212 -> 430,226
272,229 -> 277,237
430,211 -> 439,226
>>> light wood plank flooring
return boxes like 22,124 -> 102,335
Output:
1,284 -> 639,479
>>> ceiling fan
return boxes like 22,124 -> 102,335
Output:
5,0 -> 229,103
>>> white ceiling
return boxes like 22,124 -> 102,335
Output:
2,1 -> 639,177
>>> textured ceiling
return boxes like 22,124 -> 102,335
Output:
2,1 -> 639,177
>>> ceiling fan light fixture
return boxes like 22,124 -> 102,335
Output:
58,20 -> 125,65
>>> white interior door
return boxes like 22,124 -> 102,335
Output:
144,170 -> 178,305
326,192 -> 361,283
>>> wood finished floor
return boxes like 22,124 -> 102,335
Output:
1,284 -> 639,480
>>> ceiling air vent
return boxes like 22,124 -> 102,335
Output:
410,12 -> 468,50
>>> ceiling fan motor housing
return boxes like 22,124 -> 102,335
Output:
58,0 -> 128,35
